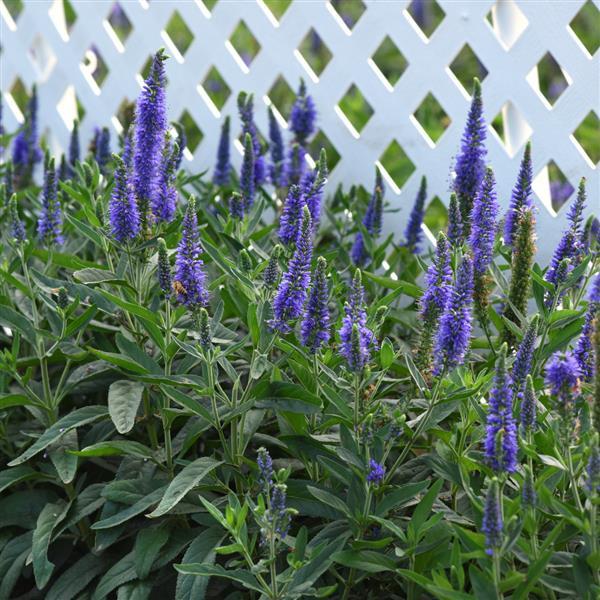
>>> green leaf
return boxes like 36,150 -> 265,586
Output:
376,480 -> 430,517
92,551 -> 137,600
116,333 -> 162,374
134,526 -> 170,579
0,306 -> 37,347
74,440 -> 154,459
332,549 -> 396,573
251,381 -> 322,414
108,380 -> 145,434
48,429 -> 78,484
175,529 -> 224,600
379,338 -> 395,369
147,457 -> 222,518
410,479 -> 443,533
0,531 -> 32,600
46,553 -> 107,600
73,268 -> 122,284
0,393 -> 41,410
0,465 -> 41,493
174,563 -> 265,594
288,537 -> 347,595
96,289 -> 160,325
32,501 -> 69,589
88,348 -> 149,374
307,486 -> 351,518
8,405 -> 108,466
92,486 -> 167,530
538,454 -> 566,470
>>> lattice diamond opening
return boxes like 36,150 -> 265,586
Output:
423,196 -> 447,236
297,28 -> 332,80
490,101 -> 532,157
528,52 -> 571,108
486,0 -> 528,50
80,46 -> 109,95
329,0 -> 366,33
412,93 -> 450,146
267,75 -> 295,121
28,34 -> 57,82
48,0 -> 78,42
7,77 -> 30,121
309,130 -> 340,171
105,2 -> 132,51
177,110 -> 203,153
228,21 -> 261,71
378,140 -> 415,191
533,160 -> 574,215
337,84 -> 373,137
370,36 -> 408,90
199,66 -> 231,116
448,44 -> 488,95
114,98 -> 134,133
569,0 -> 599,57
163,10 -> 194,61
4,0 -> 24,23
405,0 -> 445,40
57,86 -> 85,129
262,0 -> 292,23
572,111 -> 600,165
201,0 -> 218,13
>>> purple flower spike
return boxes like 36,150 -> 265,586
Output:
484,344 -> 518,474
453,78 -> 487,238
12,85 -> 42,188
286,142 -> 306,187
257,447 -> 274,491
300,256 -> 331,353
447,192 -> 463,247
351,174 -> 384,266
545,178 -> 587,290
9,195 -> 26,244
303,149 -> 328,231
433,254 -> 474,374
289,80 -> 317,146
37,156 -> 63,246
95,127 -> 111,174
68,120 -> 80,174
366,459 -> 385,485
339,269 -> 376,372
420,233 -> 453,322
403,176 -> 427,253
240,132 -> 255,209
482,479 -> 503,556
213,116 -> 231,186
279,184 -> 306,246
133,49 -> 168,229
520,375 -> 537,434
545,350 -> 581,436
238,92 -> 266,186
268,107 -> 286,187
575,275 -> 600,381
109,154 -> 140,243
174,197 -> 209,309
512,315 -> 539,394
504,142 -> 532,247
270,206 -> 313,333
470,167 -> 498,277
152,136 -> 178,222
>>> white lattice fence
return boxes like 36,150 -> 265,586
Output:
1,0 -> 598,263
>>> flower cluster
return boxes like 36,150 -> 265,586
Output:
339,270 -> 376,372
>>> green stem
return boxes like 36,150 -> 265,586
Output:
492,552 -> 503,600
353,372 -> 362,433
565,444 -> 584,513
